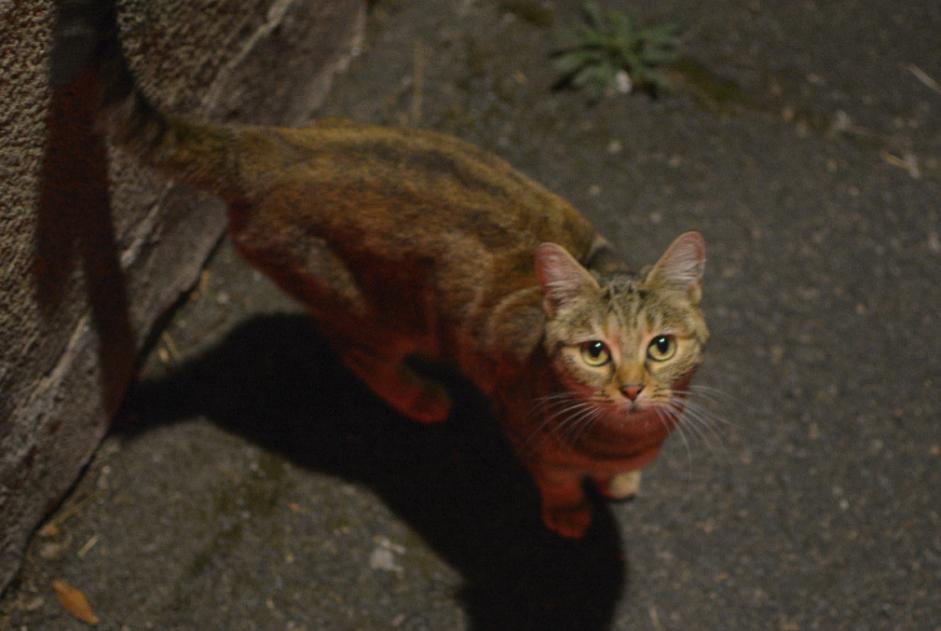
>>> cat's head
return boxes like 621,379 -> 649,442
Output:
534,232 -> 709,431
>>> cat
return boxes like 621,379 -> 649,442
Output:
52,0 -> 709,538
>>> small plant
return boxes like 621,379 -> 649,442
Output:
553,2 -> 682,97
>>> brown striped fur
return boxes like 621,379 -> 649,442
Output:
73,1 -> 709,537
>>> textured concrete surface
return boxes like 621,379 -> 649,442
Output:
2,0 -> 939,629
0,0 -> 363,595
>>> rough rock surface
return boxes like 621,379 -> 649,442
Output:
0,0 -> 363,595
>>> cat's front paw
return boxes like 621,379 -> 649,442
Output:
404,382 -> 452,424
541,502 -> 592,539
598,470 -> 642,501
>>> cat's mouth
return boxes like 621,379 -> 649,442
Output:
575,402 -> 680,458
622,400 -> 645,415
602,399 -> 684,432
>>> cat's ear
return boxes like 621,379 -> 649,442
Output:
647,231 -> 706,303
534,243 -> 599,317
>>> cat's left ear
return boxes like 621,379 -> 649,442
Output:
647,231 -> 706,304
535,243 -> 599,317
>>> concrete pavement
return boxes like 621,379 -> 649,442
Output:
2,1 -> 939,629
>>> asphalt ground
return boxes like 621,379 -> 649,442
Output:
2,1 -> 940,629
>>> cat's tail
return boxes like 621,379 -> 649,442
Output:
51,0 -> 248,201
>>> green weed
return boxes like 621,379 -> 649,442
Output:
554,2 -> 682,97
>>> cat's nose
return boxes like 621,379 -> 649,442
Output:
620,384 -> 643,401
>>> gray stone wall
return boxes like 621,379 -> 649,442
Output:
0,0 -> 364,594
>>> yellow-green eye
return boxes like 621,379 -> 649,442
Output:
580,341 -> 611,367
647,335 -> 676,361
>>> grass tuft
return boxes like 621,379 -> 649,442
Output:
553,2 -> 682,98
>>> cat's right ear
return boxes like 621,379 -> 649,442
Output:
647,231 -> 706,304
534,243 -> 599,318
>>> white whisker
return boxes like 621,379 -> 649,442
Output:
677,385 -> 747,427
655,404 -> 692,480
665,396 -> 733,466
565,405 -> 603,446
522,393 -> 607,454
555,400 -> 598,437
525,400 -> 589,445
528,392 -> 581,417
523,390 -> 612,454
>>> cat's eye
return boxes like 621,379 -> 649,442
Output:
647,335 -> 676,361
580,341 -> 611,367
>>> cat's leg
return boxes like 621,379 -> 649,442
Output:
266,237 -> 450,422
594,470 -> 642,500
532,467 -> 592,538
342,347 -> 451,423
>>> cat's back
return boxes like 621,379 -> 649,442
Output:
235,120 -> 597,268
228,120 -> 599,357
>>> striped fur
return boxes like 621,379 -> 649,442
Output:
55,0 -> 709,537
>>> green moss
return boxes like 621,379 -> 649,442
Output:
668,57 -> 750,112
184,452 -> 290,582
498,0 -> 555,28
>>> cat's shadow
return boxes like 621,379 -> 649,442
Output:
123,313 -> 627,631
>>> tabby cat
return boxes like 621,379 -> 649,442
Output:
53,0 -> 709,538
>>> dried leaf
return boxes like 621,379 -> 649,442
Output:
38,522 -> 60,538
39,540 -> 70,561
52,579 -> 99,625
